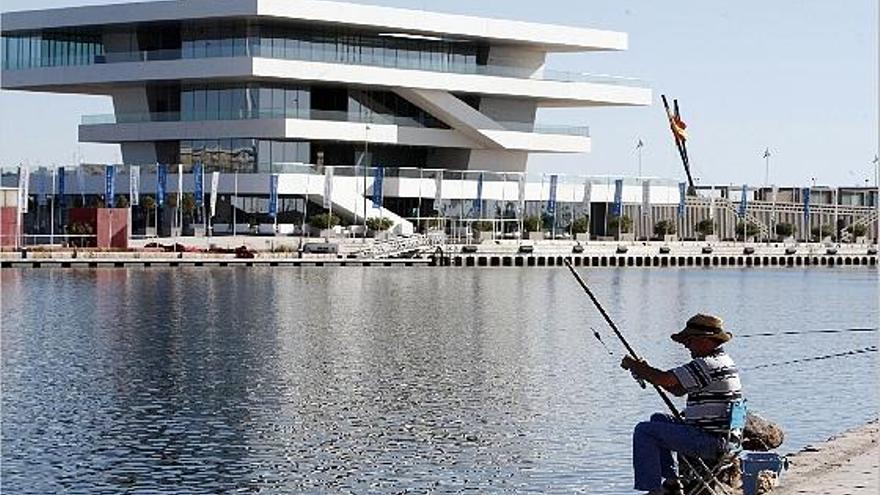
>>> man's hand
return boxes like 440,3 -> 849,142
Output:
620,355 -> 645,372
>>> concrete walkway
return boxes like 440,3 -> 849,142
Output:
772,420 -> 878,495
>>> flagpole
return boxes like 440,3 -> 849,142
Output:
50,168 -> 55,246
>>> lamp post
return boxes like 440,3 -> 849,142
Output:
873,155 -> 879,244
636,139 -> 644,178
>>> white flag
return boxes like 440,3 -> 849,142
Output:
129,166 -> 140,206
642,179 -> 651,217
177,164 -> 183,204
18,167 -> 30,214
76,166 -> 86,201
210,171 -> 220,218
582,180 -> 592,208
323,167 -> 334,209
434,171 -> 443,212
517,174 -> 526,214
709,186 -> 716,220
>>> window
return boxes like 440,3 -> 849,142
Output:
181,90 -> 194,121
257,140 -> 272,172
219,88 -> 233,120
193,88 -> 206,121
206,89 -> 220,120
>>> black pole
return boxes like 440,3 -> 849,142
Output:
661,95 -> 696,196
564,259 -> 683,421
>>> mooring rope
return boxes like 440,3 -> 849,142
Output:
743,345 -> 878,371
737,327 -> 878,338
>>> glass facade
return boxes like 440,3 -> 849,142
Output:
2,30 -> 104,70
3,20 -> 485,74
183,21 -> 485,73
180,139 -> 309,173
181,84 -> 310,121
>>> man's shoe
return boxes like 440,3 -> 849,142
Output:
662,479 -> 684,495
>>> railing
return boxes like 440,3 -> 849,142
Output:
79,43 -> 648,87
80,111 -> 591,137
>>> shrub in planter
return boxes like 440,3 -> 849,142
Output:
571,216 -> 590,235
115,195 -> 130,208
472,221 -> 493,232
846,224 -> 868,238
140,196 -> 157,229
811,224 -> 835,241
66,222 -> 95,247
653,219 -> 677,237
309,213 -> 340,229
523,215 -> 543,232
735,221 -> 761,239
775,222 -> 795,238
366,217 -> 393,231
608,215 -> 633,234
696,219 -> 714,237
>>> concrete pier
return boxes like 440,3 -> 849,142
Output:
2,241 -> 877,269
772,420 -> 878,495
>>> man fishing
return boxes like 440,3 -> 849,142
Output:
621,313 -> 743,495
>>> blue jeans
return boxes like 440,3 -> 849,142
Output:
632,413 -> 723,491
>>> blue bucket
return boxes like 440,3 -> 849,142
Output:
741,452 -> 786,495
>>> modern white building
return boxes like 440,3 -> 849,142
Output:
2,0 -> 653,235
1,0 -> 650,170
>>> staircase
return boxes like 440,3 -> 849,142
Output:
352,233 -> 446,259
309,174 -> 414,235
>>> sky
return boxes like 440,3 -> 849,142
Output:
0,0 -> 877,186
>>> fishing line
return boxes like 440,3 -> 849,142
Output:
737,327 -> 877,339
743,345 -> 878,371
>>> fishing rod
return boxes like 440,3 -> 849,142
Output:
743,345 -> 877,371
737,327 -> 877,338
563,259 -> 682,420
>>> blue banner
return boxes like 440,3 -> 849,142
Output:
613,178 -> 624,217
57,168 -> 66,207
37,169 -> 48,206
268,174 -> 279,218
802,187 -> 811,223
547,174 -> 558,215
738,184 -> 748,217
157,164 -> 167,206
104,165 -> 115,208
372,166 -> 385,208
193,163 -> 204,207
677,182 -> 687,218
473,172 -> 484,214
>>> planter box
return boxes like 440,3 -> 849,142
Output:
702,235 -> 719,243
474,230 -> 493,242
193,226 -> 207,237
144,227 -> 157,237
320,229 -> 339,239
575,233 -> 590,242
663,234 -> 678,243
617,233 -> 635,242
856,236 -> 868,245
527,231 -> 544,241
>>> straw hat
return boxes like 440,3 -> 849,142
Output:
671,313 -> 733,344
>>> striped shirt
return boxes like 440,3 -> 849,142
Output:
670,347 -> 743,435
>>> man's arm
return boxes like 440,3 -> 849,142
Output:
621,356 -> 687,396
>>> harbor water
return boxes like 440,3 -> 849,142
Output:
1,267 -> 877,494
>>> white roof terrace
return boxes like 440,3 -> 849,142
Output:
1,0 -> 628,52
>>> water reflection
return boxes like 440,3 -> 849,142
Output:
2,268 -> 877,494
